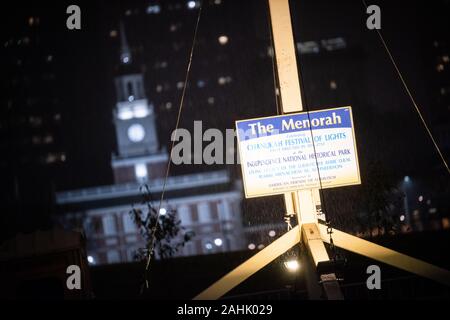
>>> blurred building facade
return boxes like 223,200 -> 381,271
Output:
56,19 -> 244,265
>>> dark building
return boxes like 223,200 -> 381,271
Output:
0,6 -> 67,240
55,9 -> 246,264
423,0 -> 450,154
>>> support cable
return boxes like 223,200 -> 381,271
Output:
362,0 -> 450,175
142,1 -> 203,292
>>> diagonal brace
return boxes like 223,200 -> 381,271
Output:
193,225 -> 301,300
318,224 -> 450,287
193,224 -> 450,300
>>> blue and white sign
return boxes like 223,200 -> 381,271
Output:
236,106 -> 361,198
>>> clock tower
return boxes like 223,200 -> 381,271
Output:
111,22 -> 168,183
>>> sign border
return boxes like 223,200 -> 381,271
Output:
235,106 -> 361,198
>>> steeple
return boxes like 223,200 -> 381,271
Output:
119,21 -> 132,65
111,20 -> 166,183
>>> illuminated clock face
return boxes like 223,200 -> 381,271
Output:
127,124 -> 145,142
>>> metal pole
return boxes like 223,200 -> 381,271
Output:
268,0 -> 343,300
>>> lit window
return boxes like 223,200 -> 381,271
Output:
297,41 -> 320,54
187,1 -> 198,9
135,163 -> 148,180
118,108 -> 133,120
45,153 -> 64,164
46,153 -> 56,164
134,105 -> 149,118
218,35 -> 228,45
443,218 -> 450,229
198,203 -> 211,222
177,205 -> 191,225
128,124 -> 146,142
107,250 -> 120,264
146,4 -> 161,14
29,116 -> 43,127
321,37 -> 346,51
43,135 -> 53,144
218,76 -> 232,85
123,213 -> 137,233
330,80 -> 337,90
